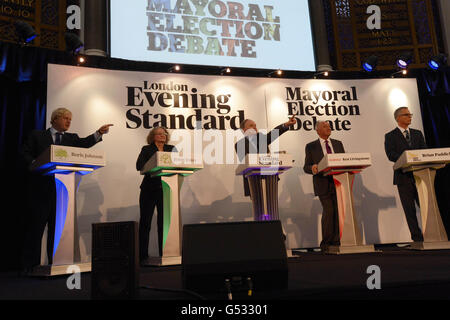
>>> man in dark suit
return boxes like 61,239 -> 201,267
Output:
303,120 -> 345,251
20,107 -> 112,272
384,106 -> 426,242
235,116 -> 296,196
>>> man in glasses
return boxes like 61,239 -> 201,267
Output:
384,106 -> 427,242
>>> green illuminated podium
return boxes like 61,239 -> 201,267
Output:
140,152 -> 203,266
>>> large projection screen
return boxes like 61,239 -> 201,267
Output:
110,0 -> 316,71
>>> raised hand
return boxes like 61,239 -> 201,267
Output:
98,124 -> 114,134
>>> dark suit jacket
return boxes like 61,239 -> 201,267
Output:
303,138 -> 345,197
234,123 -> 290,196
384,127 -> 427,185
234,124 -> 289,162
136,143 -> 177,191
20,128 -> 101,268
22,128 -> 100,168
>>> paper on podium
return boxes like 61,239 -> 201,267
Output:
317,153 -> 371,174
393,148 -> 450,171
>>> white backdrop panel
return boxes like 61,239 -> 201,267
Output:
47,64 -> 424,260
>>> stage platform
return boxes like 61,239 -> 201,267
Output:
1,245 -> 449,302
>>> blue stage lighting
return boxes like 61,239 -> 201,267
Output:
65,32 -> 84,54
428,54 -> 447,70
14,21 -> 38,44
362,56 -> 378,72
396,52 -> 412,69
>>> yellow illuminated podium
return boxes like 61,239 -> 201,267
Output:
30,145 -> 105,276
318,153 -> 375,254
140,152 -> 203,266
393,148 -> 450,250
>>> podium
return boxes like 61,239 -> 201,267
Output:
317,153 -> 375,254
393,148 -> 450,250
140,152 -> 203,266
30,145 -> 105,276
235,153 -> 294,221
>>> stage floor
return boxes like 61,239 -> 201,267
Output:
1,245 -> 450,301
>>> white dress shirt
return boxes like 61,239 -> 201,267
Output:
49,127 -> 102,143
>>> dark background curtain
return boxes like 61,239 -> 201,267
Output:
1,41 -> 449,271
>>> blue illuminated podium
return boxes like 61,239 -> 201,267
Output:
30,145 -> 105,276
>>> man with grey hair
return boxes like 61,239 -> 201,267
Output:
303,120 -> 345,252
20,107 -> 113,274
384,106 -> 427,242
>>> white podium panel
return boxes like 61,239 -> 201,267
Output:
317,153 -> 371,174
318,153 -> 375,254
140,151 -> 203,176
235,153 -> 294,176
394,148 -> 450,250
393,148 -> 450,171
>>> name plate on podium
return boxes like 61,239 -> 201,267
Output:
318,153 -> 371,174
393,148 -> 450,171
140,152 -> 203,176
235,153 -> 294,176
31,145 -> 106,175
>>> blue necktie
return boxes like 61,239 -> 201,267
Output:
55,132 -> 62,145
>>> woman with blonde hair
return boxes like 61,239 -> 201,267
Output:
136,126 -> 176,263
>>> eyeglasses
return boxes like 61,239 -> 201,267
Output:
399,113 -> 413,117
155,133 -> 168,136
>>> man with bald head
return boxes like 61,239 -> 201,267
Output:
235,116 -> 296,196
384,106 -> 427,242
303,120 -> 345,252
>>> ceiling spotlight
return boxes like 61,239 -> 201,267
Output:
169,65 -> 181,72
65,32 -> 84,54
428,53 -> 447,70
220,67 -> 231,75
313,71 -> 330,79
14,21 -> 38,44
362,55 -> 378,72
390,69 -> 408,78
269,69 -> 283,77
396,52 -> 412,69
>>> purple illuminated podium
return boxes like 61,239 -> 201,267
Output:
30,145 -> 105,276
235,153 -> 294,221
